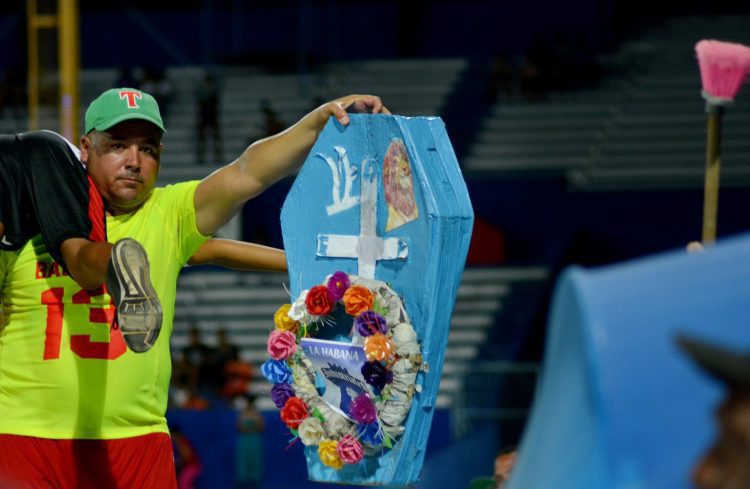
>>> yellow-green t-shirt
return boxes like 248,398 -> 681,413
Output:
0,181 -> 208,439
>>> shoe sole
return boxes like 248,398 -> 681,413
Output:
106,238 -> 163,353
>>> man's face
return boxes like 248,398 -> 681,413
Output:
693,390 -> 750,489
80,119 -> 162,215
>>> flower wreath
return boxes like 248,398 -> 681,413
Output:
261,271 -> 424,470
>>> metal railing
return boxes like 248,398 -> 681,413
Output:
452,360 -> 540,438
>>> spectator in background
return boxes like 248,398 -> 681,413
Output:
183,387 -> 210,411
171,426 -> 203,489
469,447 -> 517,489
206,327 -> 240,396
260,99 -> 285,137
141,67 -> 174,120
214,327 -> 240,368
247,98 -> 285,146
114,66 -> 140,90
236,394 -> 265,489
493,448 -> 517,488
196,73 -> 222,164
519,38 -> 550,100
487,55 -> 516,102
170,351 -> 190,409
182,325 -> 214,393
678,334 -> 750,489
223,359 -> 253,401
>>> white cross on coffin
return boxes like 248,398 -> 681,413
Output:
316,157 -> 408,279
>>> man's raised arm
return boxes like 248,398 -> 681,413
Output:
193,95 -> 388,235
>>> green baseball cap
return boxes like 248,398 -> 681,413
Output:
84,87 -> 166,135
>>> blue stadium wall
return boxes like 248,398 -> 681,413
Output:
167,407 -> 456,489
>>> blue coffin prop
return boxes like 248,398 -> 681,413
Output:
280,114 -> 473,486
507,233 -> 750,489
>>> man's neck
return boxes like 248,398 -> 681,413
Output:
106,203 -> 142,217
105,191 -> 152,216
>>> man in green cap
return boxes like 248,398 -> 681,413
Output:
0,86 -> 387,488
0,88 -> 165,353
0,88 -> 288,354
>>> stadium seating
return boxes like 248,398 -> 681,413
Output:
463,15 -> 750,190
153,58 -> 467,184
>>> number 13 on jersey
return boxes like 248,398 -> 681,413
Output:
41,286 -> 127,360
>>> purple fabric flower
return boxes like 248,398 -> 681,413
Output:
327,271 -> 350,301
357,422 -> 384,446
361,361 -> 393,391
355,310 -> 387,337
348,393 -> 377,424
261,359 -> 293,385
271,383 -> 295,408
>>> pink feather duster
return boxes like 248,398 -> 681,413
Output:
695,39 -> 750,103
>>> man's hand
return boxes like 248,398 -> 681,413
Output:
315,94 -> 391,127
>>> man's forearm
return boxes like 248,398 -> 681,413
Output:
188,238 -> 287,272
193,111 -> 327,235
235,108 -> 328,192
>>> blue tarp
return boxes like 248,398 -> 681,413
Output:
508,232 -> 750,489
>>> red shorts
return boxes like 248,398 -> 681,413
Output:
0,433 -> 177,489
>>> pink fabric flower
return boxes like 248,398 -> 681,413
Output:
327,271 -> 350,301
348,393 -> 377,424
336,434 -> 364,464
267,329 -> 297,360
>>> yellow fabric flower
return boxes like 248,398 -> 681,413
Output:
274,304 -> 299,333
318,439 -> 344,469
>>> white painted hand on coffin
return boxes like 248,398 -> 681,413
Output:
317,146 -> 359,216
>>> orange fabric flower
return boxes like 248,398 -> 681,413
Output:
343,285 -> 373,316
364,333 -> 394,362
280,397 -> 308,429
